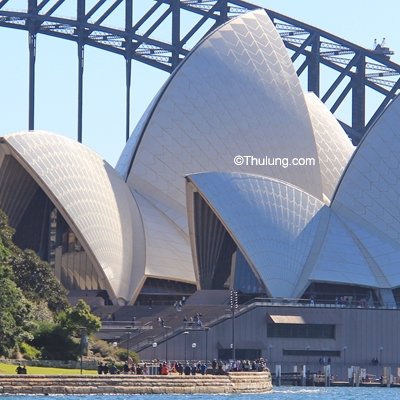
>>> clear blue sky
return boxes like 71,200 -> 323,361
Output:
1,0 -> 399,166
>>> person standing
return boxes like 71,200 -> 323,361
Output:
16,364 -> 23,374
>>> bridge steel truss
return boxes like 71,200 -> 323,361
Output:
1,0 -> 400,144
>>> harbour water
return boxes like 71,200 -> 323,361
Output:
0,387 -> 398,399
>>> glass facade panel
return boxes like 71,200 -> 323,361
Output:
194,193 -> 266,295
234,250 -> 265,294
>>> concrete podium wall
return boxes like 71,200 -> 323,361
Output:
138,304 -> 400,379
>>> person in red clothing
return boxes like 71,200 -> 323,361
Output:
161,362 -> 169,375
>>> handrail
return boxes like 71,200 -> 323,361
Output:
112,296 -> 400,353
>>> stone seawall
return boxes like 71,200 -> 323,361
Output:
0,372 -> 272,395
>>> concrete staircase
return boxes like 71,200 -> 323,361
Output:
97,303 -> 230,351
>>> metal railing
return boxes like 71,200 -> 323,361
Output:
244,297 -> 400,310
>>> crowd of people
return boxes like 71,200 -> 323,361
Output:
97,358 -> 268,376
97,361 -> 148,375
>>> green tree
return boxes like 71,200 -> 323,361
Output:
0,209 -> 70,357
0,210 -> 16,253
10,249 -> 68,312
30,300 -> 54,323
31,321 -> 79,360
57,300 -> 101,336
0,264 -> 34,356
0,209 -> 68,313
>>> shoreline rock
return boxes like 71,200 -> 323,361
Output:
0,371 -> 272,395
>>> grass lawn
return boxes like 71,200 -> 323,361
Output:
0,362 -> 97,375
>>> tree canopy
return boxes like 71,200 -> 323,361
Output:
0,209 -> 68,312
0,264 -> 34,356
57,299 -> 101,336
0,209 -> 102,360
0,210 -> 67,356
10,249 -> 68,312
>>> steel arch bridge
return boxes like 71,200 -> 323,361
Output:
1,0 -> 400,145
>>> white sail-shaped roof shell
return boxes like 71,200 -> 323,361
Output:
0,131 -> 144,302
0,10 -> 386,304
118,10 -> 323,200
307,211 -> 384,288
304,93 -> 355,201
186,172 -> 325,298
327,94 -> 400,290
116,9 -> 340,289
333,95 -> 400,244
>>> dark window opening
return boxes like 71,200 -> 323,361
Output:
268,323 -> 335,339
218,348 -> 262,361
194,193 -> 234,290
135,277 -> 196,306
283,349 -> 340,357
14,188 -> 53,260
392,288 -> 400,306
193,193 -> 266,296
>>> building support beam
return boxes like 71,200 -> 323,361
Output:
171,0 -> 180,69
28,0 -> 38,131
77,0 -> 85,143
308,34 -> 320,96
28,32 -> 36,131
77,42 -> 84,143
125,0 -> 133,142
352,56 -> 365,134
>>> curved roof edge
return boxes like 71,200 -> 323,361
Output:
116,10 -> 259,180
0,131 -> 143,302
186,171 -> 325,298
304,92 -> 355,201
134,190 -> 196,286
331,94 -> 400,245
332,94 -> 400,204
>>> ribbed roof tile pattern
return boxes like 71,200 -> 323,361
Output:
187,172 -> 325,297
120,9 -> 324,208
304,93 -> 355,201
1,131 -> 141,301
333,95 -> 400,244
2,9 -> 396,303
117,10 -> 335,289
308,211 -> 381,288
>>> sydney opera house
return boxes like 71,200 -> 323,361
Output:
1,8 -> 400,316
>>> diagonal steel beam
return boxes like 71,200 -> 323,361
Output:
86,0 -> 108,21
296,58 -> 308,76
132,2 -> 163,32
322,54 -> 361,102
37,0 -> 52,12
94,0 -> 124,26
365,79 -> 400,132
181,1 -> 222,46
290,33 -> 316,62
44,0 -> 65,17
330,80 -> 352,114
142,6 -> 171,39
0,0 -> 400,142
